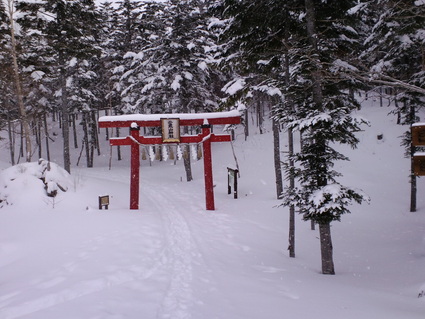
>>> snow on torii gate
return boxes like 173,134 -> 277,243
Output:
98,110 -> 241,211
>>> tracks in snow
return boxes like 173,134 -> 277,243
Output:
0,168 -> 209,319
143,184 -> 202,319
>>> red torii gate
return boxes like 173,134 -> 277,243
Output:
98,110 -> 241,211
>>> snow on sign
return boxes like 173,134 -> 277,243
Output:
98,111 -> 241,210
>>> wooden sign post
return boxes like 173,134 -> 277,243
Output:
227,167 -> 239,199
99,111 -> 241,210
98,195 -> 110,210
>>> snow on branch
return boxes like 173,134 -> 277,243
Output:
222,78 -> 245,96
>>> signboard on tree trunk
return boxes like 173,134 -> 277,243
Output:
413,153 -> 425,176
411,124 -> 425,146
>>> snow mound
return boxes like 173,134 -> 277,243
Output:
0,159 -> 73,208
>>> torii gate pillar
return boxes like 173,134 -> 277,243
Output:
130,125 -> 140,210
202,124 -> 214,210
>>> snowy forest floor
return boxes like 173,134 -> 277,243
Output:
0,96 -> 425,319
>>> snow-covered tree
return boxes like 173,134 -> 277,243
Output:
280,0 -> 369,275
16,0 -> 101,173
114,0 -> 222,115
217,0 -> 301,256
363,0 -> 425,212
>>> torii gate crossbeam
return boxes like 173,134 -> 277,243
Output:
98,111 -> 241,211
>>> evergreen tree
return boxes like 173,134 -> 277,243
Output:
17,0 -> 101,172
280,0 -> 369,274
363,0 -> 425,212
218,0 -> 301,255
114,0 -> 222,115
113,0 -> 166,114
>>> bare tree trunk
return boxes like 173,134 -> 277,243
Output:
82,112 -> 91,168
244,109 -> 249,141
36,119 -> 42,159
410,103 -> 417,212
319,222 -> 335,275
59,56 -> 71,173
183,144 -> 193,182
273,118 -> 283,199
43,113 -> 51,161
257,99 -> 263,134
283,16 -> 296,257
91,110 -> 100,156
7,115 -> 15,165
72,113 -> 78,149
114,109 -> 122,160
288,128 -> 295,257
6,0 -> 32,162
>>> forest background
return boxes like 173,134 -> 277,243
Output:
1,0 -> 425,275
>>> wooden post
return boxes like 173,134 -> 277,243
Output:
130,125 -> 140,210
227,167 -> 238,199
202,124 -> 215,210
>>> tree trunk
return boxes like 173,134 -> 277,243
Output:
273,118 -> 283,199
7,115 -> 15,166
257,99 -> 263,134
114,109 -> 122,160
59,56 -> 71,173
82,112 -> 91,168
244,109 -> 249,141
43,113 -> 51,161
410,136 -> 417,212
183,144 -> 193,182
288,128 -> 295,257
6,0 -> 32,162
319,222 -> 335,275
72,113 -> 78,149
36,120 -> 42,159
410,104 -> 417,212
284,16 -> 295,257
91,110 -> 100,156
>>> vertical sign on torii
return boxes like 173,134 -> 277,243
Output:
98,110 -> 241,210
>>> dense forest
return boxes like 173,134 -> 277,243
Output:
1,0 -> 424,274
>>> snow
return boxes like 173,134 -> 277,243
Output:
31,70 -> 45,81
0,96 -> 425,318
99,110 -> 241,123
222,78 -> 245,96
197,61 -> 208,71
412,122 -> 425,127
171,74 -> 183,91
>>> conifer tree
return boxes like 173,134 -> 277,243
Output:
280,0 -> 369,274
363,0 -> 425,212
17,0 -> 101,172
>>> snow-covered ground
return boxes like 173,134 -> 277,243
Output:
0,97 -> 424,319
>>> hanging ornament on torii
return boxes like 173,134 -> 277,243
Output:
98,110 -> 241,211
